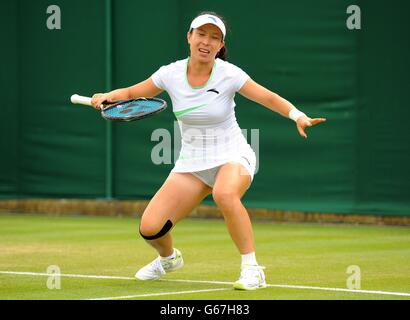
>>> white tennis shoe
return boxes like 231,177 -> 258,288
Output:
233,264 -> 267,290
135,248 -> 184,280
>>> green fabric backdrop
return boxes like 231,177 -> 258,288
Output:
1,0 -> 409,216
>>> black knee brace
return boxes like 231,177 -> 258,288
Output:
139,219 -> 173,240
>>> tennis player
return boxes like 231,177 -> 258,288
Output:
91,12 -> 326,290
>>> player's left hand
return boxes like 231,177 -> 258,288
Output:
296,116 -> 327,139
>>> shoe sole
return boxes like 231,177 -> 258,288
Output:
135,257 -> 184,281
135,275 -> 161,281
233,282 -> 267,291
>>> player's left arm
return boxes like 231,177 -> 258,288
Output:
239,78 -> 326,139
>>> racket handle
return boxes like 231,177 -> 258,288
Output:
71,94 -> 92,106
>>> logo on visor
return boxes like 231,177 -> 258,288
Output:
241,156 -> 251,166
208,16 -> 218,23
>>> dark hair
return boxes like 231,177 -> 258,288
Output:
190,11 -> 228,61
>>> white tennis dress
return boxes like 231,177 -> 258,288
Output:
151,57 -> 256,187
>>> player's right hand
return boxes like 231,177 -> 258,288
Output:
91,93 -> 113,110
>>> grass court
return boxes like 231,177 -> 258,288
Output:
0,213 -> 409,300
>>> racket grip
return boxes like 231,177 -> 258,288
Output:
71,94 -> 92,106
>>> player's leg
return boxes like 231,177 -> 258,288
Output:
136,172 -> 212,280
139,172 -> 212,254
212,162 -> 254,253
212,162 -> 266,290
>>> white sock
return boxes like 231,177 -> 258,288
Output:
161,249 -> 176,260
241,252 -> 258,266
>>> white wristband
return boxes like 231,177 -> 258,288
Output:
288,108 -> 306,122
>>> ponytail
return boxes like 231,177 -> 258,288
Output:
216,46 -> 227,61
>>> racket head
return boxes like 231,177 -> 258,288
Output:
101,98 -> 167,122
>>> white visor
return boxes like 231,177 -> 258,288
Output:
189,14 -> 226,40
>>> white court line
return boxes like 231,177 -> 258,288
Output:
0,271 -> 133,280
161,279 -> 410,297
1,271 -> 409,297
88,288 -> 230,300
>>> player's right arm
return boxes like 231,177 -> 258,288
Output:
91,78 -> 163,109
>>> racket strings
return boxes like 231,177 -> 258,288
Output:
102,99 -> 165,119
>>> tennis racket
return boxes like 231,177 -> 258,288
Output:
70,94 -> 167,122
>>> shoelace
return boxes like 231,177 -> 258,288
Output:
239,265 -> 265,280
160,254 -> 179,271
150,257 -> 166,275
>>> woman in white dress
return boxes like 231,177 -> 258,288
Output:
91,11 -> 326,290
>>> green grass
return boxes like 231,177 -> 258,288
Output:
0,213 -> 409,300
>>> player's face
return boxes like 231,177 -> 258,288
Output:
187,24 -> 224,63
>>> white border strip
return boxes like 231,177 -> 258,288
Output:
1,271 -> 409,297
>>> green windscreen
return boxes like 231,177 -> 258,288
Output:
0,0 -> 409,216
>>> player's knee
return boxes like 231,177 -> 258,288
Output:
139,219 -> 173,240
212,188 -> 238,208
